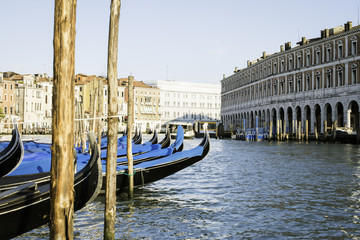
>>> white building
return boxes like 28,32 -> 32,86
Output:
145,80 -> 221,126
14,74 -> 52,132
221,21 -> 360,140
36,74 -> 53,131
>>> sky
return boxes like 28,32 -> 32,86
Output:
1,0 -> 360,84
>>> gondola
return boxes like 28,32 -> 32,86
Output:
99,127 -> 209,193
121,128 -> 209,190
158,127 -> 171,149
0,125 -> 24,177
100,127 -> 143,149
99,129 -> 169,160
83,126 -> 185,194
0,132 -> 102,239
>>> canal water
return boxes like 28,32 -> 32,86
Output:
15,136 -> 360,239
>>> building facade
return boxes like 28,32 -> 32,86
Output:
1,77 -> 16,132
13,74 -> 53,133
221,21 -> 360,137
75,74 -> 127,132
145,80 -> 221,127
121,78 -> 161,132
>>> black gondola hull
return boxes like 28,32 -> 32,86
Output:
0,126 -> 24,177
0,133 -> 102,239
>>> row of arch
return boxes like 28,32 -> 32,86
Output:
222,100 -> 360,134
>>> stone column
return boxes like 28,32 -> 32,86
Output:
333,65 -> 336,88
311,108 -> 316,135
311,70 -> 315,91
344,63 -> 349,86
347,109 -> 351,128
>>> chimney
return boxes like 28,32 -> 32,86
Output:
301,37 -> 306,45
235,67 -> 238,72
345,21 -> 353,31
247,60 -> 250,67
321,29 -> 329,38
262,52 -> 266,59
280,45 -> 284,52
285,42 -> 291,51
223,74 -> 226,79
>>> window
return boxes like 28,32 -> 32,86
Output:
4,107 -> 7,114
289,58 -> 293,71
297,55 -> 301,69
337,66 -> 344,86
306,74 -> 311,91
289,80 -> 293,93
316,75 -> 321,89
352,40 -> 357,55
4,83 -> 7,90
338,70 -> 343,86
337,45 -> 343,58
297,77 -> 302,92
326,47 -> 331,62
273,82 -> 277,95
315,49 -> 321,64
280,60 -> 284,72
326,71 -> 332,88
306,52 -> 311,67
352,64 -> 358,84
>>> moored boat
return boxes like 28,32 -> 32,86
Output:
0,125 -> 24,177
0,132 -> 102,239
168,121 -> 195,139
109,127 -> 210,193
94,126 -> 185,194
99,129 -> 169,159
194,120 -> 219,138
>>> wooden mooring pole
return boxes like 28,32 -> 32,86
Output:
104,0 -> 121,239
50,0 -> 76,238
97,80 -> 104,150
127,75 -> 134,198
314,122 -> 318,141
305,120 -> 309,142
332,120 -> 337,142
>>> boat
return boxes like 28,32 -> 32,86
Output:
0,125 -> 24,177
158,127 -> 171,148
99,127 -> 144,150
109,127 -> 209,193
194,120 -> 219,138
99,129 -> 169,160
87,126 -> 185,194
0,132 -> 102,239
167,121 -> 195,139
